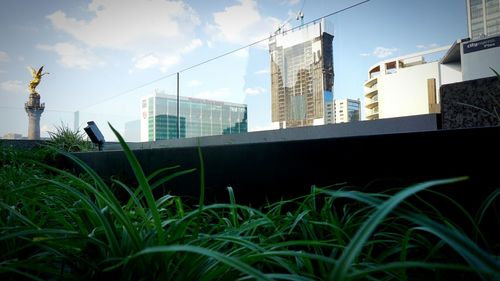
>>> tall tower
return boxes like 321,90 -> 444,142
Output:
269,18 -> 334,129
25,93 -> 45,140
25,66 -> 48,140
466,0 -> 500,39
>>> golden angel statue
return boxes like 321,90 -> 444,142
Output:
27,65 -> 49,95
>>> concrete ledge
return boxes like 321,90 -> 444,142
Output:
2,114 -> 438,151
0,139 -> 47,150
104,113 -> 440,150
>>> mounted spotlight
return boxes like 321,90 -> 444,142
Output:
84,121 -> 105,151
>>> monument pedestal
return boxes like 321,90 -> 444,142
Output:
25,93 -> 45,140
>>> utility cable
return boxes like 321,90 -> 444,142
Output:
78,0 -> 370,110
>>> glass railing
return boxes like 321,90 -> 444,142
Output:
0,0 -> 468,142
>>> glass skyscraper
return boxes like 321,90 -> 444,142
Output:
467,0 -> 500,39
140,92 -> 247,141
269,18 -> 334,129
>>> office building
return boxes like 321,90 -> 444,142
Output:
467,0 -> 500,39
140,92 -> 247,142
441,0 -> 500,82
124,120 -> 140,142
364,47 -> 450,120
269,18 -> 334,129
334,98 -> 360,123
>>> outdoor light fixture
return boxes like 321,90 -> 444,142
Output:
84,121 -> 105,151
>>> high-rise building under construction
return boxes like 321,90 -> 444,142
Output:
269,18 -> 334,128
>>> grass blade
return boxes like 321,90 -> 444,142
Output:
227,186 -> 239,227
329,177 -> 467,280
108,123 -> 165,242
130,245 -> 272,281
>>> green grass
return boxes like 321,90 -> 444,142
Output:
47,122 -> 93,152
0,125 -> 499,280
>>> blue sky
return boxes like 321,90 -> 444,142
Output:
0,0 -> 467,141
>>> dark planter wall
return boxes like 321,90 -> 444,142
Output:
441,76 -> 500,129
72,126 -> 500,209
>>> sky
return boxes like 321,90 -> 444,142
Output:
0,0 -> 467,141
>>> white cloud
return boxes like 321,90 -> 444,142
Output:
132,51 -> 186,72
286,0 -> 301,5
159,56 -> 181,73
0,51 -> 9,62
1,80 -> 24,93
244,86 -> 266,95
234,48 -> 249,58
188,80 -> 202,87
417,43 -> 438,49
373,47 -> 398,58
207,0 -> 281,47
134,54 -> 160,70
195,88 -> 232,101
360,47 -> 398,58
46,0 -> 201,71
37,42 -> 103,69
254,69 -> 269,75
181,39 -> 203,54
47,1 -> 199,49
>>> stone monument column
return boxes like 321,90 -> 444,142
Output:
25,93 -> 45,140
25,65 -> 49,140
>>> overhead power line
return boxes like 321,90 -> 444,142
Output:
79,0 -> 370,110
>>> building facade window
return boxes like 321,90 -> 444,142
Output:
468,0 -> 500,38
142,94 -> 247,141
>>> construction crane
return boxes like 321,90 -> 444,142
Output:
273,0 -> 306,35
296,10 -> 304,27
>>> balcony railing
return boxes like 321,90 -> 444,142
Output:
365,98 -> 378,109
364,77 -> 378,88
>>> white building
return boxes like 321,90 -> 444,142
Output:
364,47 -> 449,120
363,0 -> 500,121
334,98 -> 360,123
